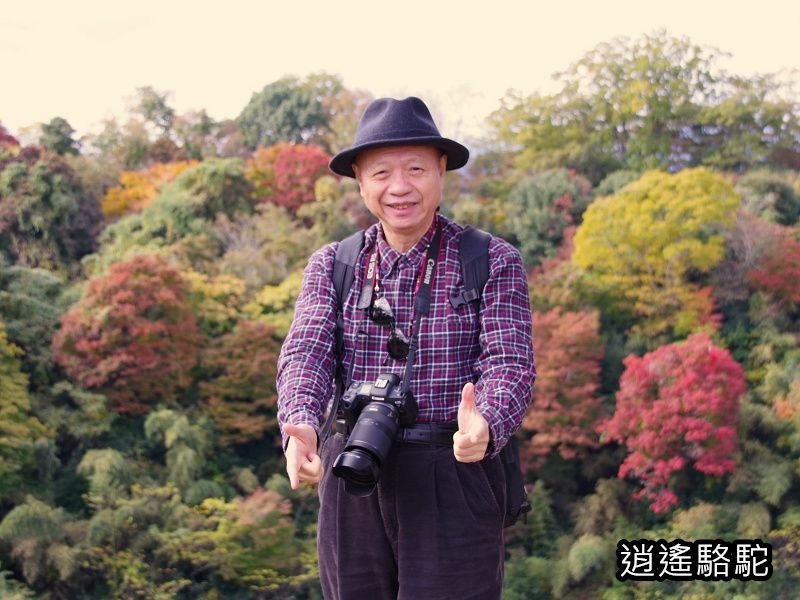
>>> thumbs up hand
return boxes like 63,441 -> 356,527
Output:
453,382 -> 490,463
283,423 -> 322,489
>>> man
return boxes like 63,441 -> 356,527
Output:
277,96 -> 535,599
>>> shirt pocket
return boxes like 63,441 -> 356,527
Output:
419,298 -> 481,369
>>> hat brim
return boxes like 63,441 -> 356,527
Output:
329,137 -> 469,178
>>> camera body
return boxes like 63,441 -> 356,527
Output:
332,373 -> 418,496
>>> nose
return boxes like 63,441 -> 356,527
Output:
387,169 -> 413,196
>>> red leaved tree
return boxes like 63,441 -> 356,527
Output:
746,225 -> 800,305
521,308 -> 604,469
53,254 -> 203,415
199,320 -> 280,446
245,142 -> 331,212
0,123 -> 20,150
598,333 -> 746,513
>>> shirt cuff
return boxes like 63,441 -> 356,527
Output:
477,402 -> 507,460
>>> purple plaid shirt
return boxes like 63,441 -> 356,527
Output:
277,215 -> 535,457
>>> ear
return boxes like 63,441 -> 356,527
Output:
352,163 -> 365,195
438,152 -> 447,175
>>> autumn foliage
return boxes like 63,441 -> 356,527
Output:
0,123 -> 20,150
52,254 -> 203,414
598,333 -> 746,513
199,320 -> 280,446
522,308 -> 604,468
573,168 -> 738,338
246,142 -> 331,212
747,225 -> 800,305
101,160 -> 197,218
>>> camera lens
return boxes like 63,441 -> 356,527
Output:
332,402 -> 400,496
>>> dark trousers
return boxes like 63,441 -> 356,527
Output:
318,432 -> 506,600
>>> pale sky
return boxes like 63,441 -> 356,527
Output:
2,0 -> 799,143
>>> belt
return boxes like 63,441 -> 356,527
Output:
333,419 -> 458,447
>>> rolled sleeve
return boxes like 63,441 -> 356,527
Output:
276,244 -> 339,448
473,239 -> 536,458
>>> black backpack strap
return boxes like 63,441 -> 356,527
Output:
450,226 -> 492,309
333,231 -> 365,316
319,231 -> 365,447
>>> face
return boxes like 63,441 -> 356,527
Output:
353,145 -> 447,249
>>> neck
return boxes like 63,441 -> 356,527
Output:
382,217 -> 437,253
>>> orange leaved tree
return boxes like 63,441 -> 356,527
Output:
53,254 -> 203,415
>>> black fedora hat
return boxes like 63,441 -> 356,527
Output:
329,96 -> 469,178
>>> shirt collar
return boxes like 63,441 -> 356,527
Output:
374,216 -> 439,274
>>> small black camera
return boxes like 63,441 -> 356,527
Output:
332,373 -> 418,497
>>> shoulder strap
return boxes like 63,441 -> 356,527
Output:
332,230 -> 364,389
319,231 -> 364,447
450,226 -> 492,309
333,231 -> 365,315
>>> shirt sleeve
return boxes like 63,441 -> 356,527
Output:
276,243 -> 338,448
473,238 -> 536,458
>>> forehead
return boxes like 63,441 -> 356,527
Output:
356,144 -> 442,167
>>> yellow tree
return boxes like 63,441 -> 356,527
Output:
573,168 -> 740,340
101,160 -> 197,218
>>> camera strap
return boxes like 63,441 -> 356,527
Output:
401,221 -> 442,395
321,220 -> 443,445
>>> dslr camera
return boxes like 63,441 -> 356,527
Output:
332,373 -> 418,496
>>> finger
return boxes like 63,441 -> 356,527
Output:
299,453 -> 323,484
285,440 -> 302,489
454,446 -> 484,463
453,432 -> 483,461
457,382 -> 476,433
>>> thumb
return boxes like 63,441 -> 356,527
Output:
457,382 -> 477,434
284,423 -> 316,451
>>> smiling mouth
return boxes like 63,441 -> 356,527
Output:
387,203 -> 417,209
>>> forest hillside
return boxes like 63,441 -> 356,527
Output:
1,31 -> 799,599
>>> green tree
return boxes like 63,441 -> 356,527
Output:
156,489 -> 319,596
213,203 -> 318,291
736,169 -> 800,226
237,76 -> 327,149
77,448 -> 132,507
0,564 -> 34,599
302,73 -> 373,153
0,264 -> 67,388
0,148 -> 102,275
696,74 -> 800,172
86,158 -> 254,273
0,496 -> 80,592
491,31 -> 723,177
490,31 -> 800,179
87,117 -> 152,170
594,169 -> 641,197
144,410 -> 214,498
133,86 -> 175,137
39,117 -> 79,156
0,322 -> 51,497
507,169 -> 592,267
